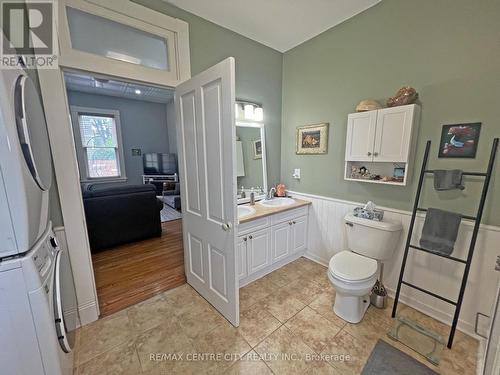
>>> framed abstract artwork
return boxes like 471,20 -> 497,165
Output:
438,123 -> 481,158
296,123 -> 329,155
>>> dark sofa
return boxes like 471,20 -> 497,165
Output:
82,184 -> 163,252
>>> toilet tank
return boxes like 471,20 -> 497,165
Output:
344,214 -> 402,260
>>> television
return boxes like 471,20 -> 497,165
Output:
143,153 -> 177,175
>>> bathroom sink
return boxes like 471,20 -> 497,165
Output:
258,197 -> 295,207
238,205 -> 256,219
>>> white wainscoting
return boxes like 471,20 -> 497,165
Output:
289,191 -> 500,338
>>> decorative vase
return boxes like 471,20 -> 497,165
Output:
276,184 -> 286,197
387,86 -> 418,107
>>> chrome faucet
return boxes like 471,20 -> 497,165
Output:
267,187 -> 276,200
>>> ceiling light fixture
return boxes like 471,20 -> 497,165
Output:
135,89 -> 142,95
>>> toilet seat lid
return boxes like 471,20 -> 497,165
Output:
329,251 -> 377,281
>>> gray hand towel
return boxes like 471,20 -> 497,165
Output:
433,170 -> 465,191
419,208 -> 462,255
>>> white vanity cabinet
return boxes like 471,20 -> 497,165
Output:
271,215 -> 308,262
236,236 -> 248,280
238,206 -> 309,286
271,222 -> 292,262
291,215 -> 308,254
345,104 -> 420,185
247,228 -> 272,274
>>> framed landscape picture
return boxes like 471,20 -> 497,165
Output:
438,123 -> 481,158
296,123 -> 329,155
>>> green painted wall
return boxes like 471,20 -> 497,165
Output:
281,0 -> 500,225
134,0 -> 283,187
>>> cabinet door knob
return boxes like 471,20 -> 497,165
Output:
292,221 -> 296,224
373,152 -> 379,157
289,221 -> 293,225
367,152 -> 372,156
248,235 -> 253,239
243,237 -> 247,241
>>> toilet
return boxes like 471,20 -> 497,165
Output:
328,213 -> 402,323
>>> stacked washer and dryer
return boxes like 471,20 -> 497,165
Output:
0,65 -> 75,374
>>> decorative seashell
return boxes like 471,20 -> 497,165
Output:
356,100 -> 382,112
387,86 -> 418,107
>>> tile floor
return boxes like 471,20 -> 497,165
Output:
73,257 -> 478,374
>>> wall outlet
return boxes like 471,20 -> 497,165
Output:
293,168 -> 301,179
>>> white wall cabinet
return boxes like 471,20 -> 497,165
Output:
345,110 -> 377,161
238,206 -> 309,286
345,104 -> 420,185
373,106 -> 415,162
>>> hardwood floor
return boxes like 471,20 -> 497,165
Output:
92,219 -> 186,317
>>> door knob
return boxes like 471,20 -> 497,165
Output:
221,222 -> 232,231
367,152 -> 372,156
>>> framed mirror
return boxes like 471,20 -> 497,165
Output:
236,123 -> 267,204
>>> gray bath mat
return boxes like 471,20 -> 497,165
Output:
361,340 -> 438,375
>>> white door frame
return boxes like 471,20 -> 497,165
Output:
38,0 -> 191,324
57,0 -> 190,85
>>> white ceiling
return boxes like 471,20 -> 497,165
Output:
64,72 -> 174,103
164,0 -> 381,52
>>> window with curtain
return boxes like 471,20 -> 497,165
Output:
71,107 -> 126,181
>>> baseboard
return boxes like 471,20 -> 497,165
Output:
239,251 -> 305,288
304,250 -> 480,339
303,252 -> 329,268
384,286 -> 479,339
78,300 -> 99,325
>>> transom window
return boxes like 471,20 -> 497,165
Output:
70,107 -> 126,182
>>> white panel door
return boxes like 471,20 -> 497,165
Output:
291,216 -> 308,254
175,57 -> 238,326
236,236 -> 248,280
272,221 -> 291,262
248,228 -> 271,274
373,105 -> 415,162
345,111 -> 377,161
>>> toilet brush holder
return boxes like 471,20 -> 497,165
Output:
371,280 -> 387,309
371,291 -> 387,309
